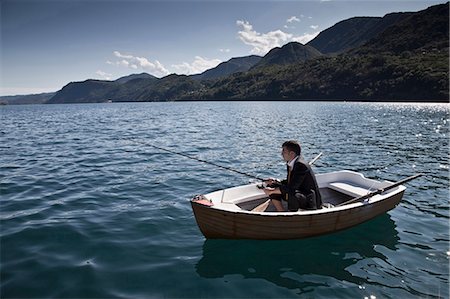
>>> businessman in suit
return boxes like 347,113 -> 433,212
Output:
263,140 -> 322,212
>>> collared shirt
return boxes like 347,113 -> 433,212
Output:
287,155 -> 299,170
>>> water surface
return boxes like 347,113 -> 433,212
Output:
1,102 -> 448,298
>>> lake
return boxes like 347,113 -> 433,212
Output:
1,101 -> 449,298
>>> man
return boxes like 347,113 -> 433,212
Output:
263,140 -> 322,212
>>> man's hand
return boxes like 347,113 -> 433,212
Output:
264,178 -> 280,186
263,188 -> 274,196
263,187 -> 281,196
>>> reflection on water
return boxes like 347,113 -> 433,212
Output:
1,102 -> 448,298
197,214 -> 399,296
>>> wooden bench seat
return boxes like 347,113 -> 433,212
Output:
328,182 -> 370,197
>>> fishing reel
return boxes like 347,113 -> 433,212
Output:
257,180 -> 281,189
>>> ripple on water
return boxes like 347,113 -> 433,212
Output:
1,102 -> 448,298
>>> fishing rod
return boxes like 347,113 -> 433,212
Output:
144,143 -> 266,181
134,140 -> 322,182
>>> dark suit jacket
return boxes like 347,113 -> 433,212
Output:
279,157 -> 322,210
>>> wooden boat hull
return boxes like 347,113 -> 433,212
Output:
191,189 -> 405,240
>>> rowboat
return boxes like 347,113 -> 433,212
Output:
191,170 -> 415,240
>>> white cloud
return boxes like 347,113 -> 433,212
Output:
109,51 -> 170,77
236,20 -> 320,55
287,16 -> 300,23
310,25 -> 319,30
113,51 -> 133,59
292,31 -> 321,44
219,48 -> 231,53
96,70 -> 113,80
236,20 -> 293,55
172,56 -> 222,75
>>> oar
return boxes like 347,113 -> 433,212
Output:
336,173 -> 423,207
309,152 -> 323,166
251,152 -> 323,212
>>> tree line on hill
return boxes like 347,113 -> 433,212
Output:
2,2 -> 448,105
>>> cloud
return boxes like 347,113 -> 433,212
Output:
219,48 -> 231,53
172,56 -> 222,75
119,59 -> 129,67
310,25 -> 319,30
109,51 -> 170,77
287,16 -> 300,23
113,51 -> 133,59
96,70 -> 113,80
236,20 -> 293,55
236,20 -> 320,54
292,31 -> 320,44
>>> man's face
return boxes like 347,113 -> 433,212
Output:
281,147 -> 293,162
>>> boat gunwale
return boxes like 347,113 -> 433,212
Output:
192,184 -> 406,217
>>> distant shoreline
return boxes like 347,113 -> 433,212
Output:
2,99 -> 449,105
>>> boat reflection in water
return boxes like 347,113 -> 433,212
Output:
196,214 -> 399,296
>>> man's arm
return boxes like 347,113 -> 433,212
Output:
279,164 -> 309,196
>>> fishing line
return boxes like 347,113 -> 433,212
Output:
151,143 -> 267,181
124,138 -> 266,181
124,138 -> 323,183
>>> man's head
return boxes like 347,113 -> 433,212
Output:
281,140 -> 301,162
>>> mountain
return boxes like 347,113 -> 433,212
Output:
114,72 -> 157,84
108,77 -> 160,102
307,12 -> 412,54
355,2 -> 449,54
47,80 -> 117,104
253,42 -> 322,69
191,55 -> 262,80
48,73 -> 202,103
187,3 -> 448,102
9,2 -> 448,104
0,92 -> 55,105
128,74 -> 203,101
47,73 -> 161,103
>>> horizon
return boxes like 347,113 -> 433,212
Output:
0,0 -> 446,97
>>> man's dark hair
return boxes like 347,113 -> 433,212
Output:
282,140 -> 301,156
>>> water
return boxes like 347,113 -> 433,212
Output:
1,101 -> 448,298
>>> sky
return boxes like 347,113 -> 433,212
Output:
0,0 -> 446,96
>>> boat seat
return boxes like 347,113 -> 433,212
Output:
328,182 -> 369,197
